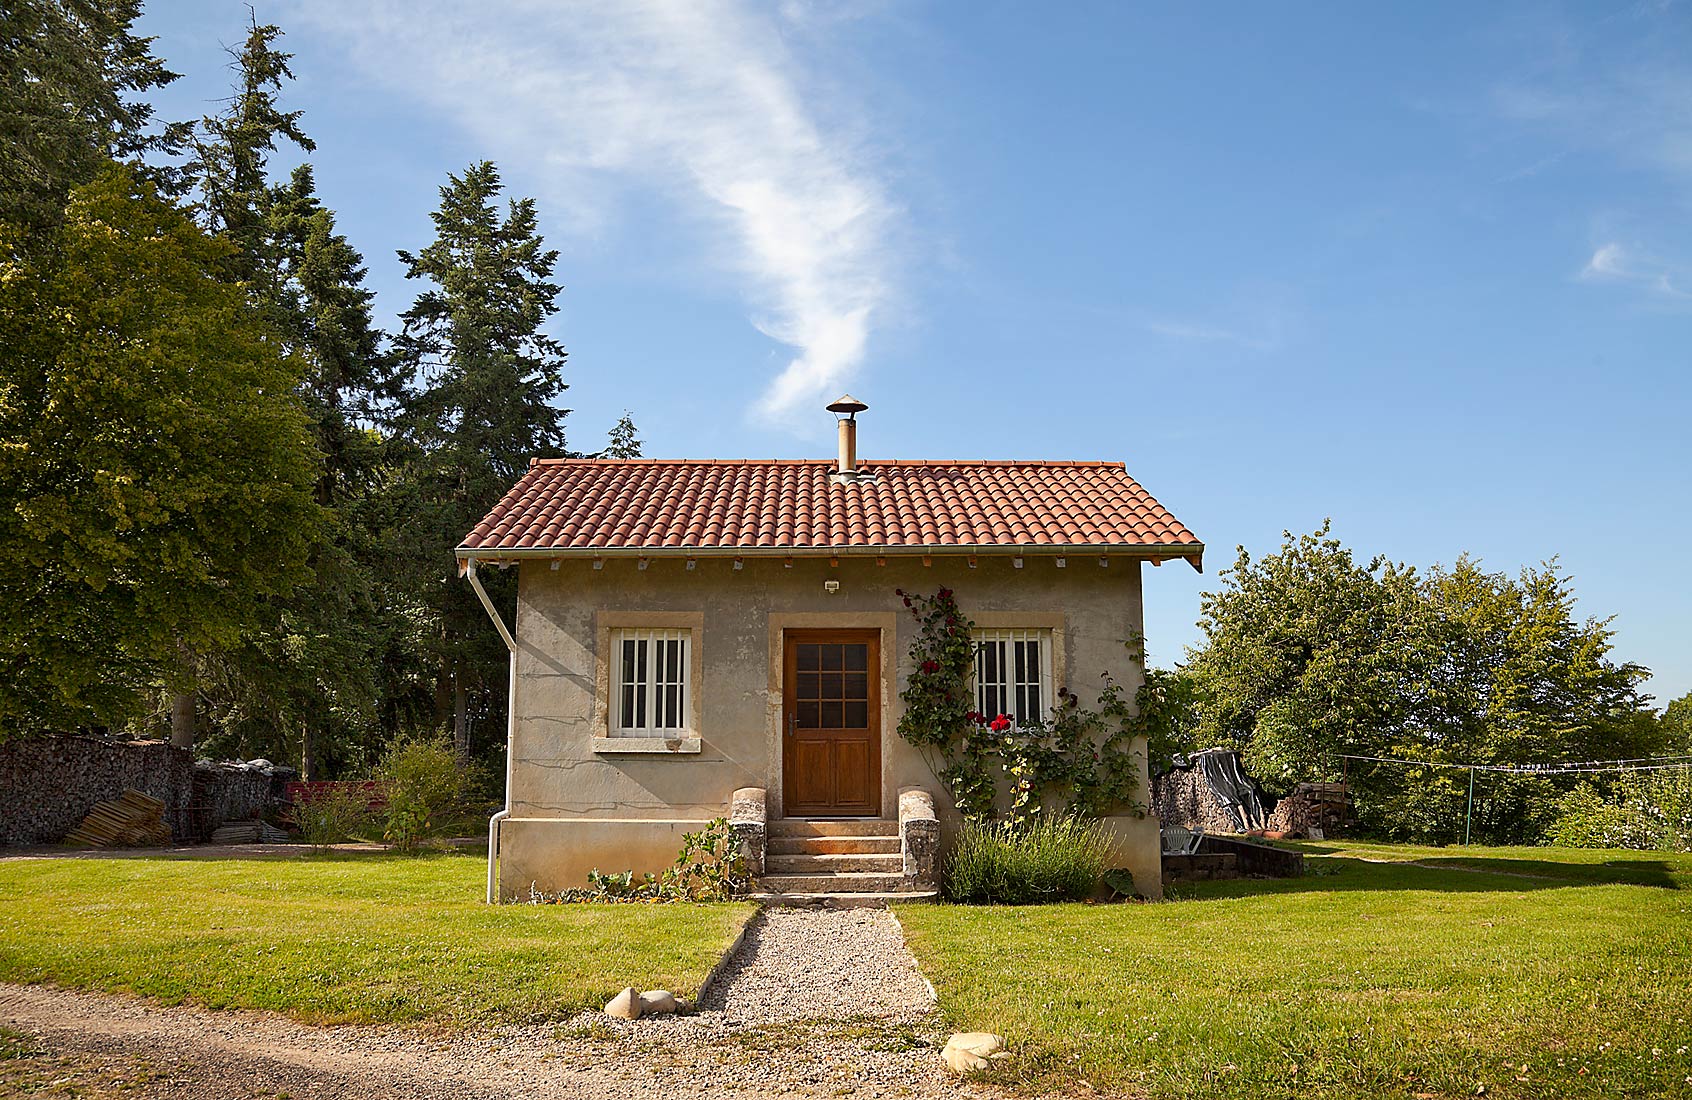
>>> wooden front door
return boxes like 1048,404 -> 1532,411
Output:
782,630 -> 880,817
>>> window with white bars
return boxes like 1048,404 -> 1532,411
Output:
973,629 -> 1053,726
612,629 -> 691,735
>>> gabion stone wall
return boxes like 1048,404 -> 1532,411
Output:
0,735 -> 193,846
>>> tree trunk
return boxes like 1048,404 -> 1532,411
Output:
301,721 -> 319,782
453,668 -> 470,767
169,692 -> 195,750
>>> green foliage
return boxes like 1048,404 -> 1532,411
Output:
376,736 -> 468,850
391,160 -> 572,763
1185,523 -> 1658,844
1547,769 -> 1692,852
185,16 -> 313,283
0,0 -> 190,231
942,815 -> 1112,904
660,817 -> 753,901
894,587 -> 1144,820
294,785 -> 375,851
601,411 -> 643,458
0,163 -> 323,733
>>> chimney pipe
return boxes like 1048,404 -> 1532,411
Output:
825,394 -> 869,479
838,417 -> 857,475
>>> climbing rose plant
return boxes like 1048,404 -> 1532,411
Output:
894,588 -> 1149,821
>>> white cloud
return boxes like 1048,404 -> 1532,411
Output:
289,0 -> 895,428
1580,241 -> 1689,299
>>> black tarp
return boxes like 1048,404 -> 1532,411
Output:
1171,748 -> 1277,832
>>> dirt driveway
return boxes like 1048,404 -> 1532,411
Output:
1,909 -> 996,1100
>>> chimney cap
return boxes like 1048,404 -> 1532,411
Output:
826,394 -> 868,416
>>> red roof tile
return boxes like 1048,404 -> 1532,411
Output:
459,460 -> 1202,566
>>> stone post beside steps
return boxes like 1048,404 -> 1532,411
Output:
898,787 -> 940,885
729,787 -> 767,875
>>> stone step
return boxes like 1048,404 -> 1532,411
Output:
768,818 -> 898,838
767,835 -> 902,856
765,852 -> 904,874
748,889 -> 940,908
756,871 -> 912,893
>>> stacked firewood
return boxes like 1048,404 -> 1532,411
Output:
62,789 -> 172,848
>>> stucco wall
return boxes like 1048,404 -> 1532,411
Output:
498,553 -> 1162,898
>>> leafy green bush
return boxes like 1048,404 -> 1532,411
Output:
944,815 -> 1112,904
294,784 -> 375,850
375,735 -> 467,851
1548,771 -> 1692,852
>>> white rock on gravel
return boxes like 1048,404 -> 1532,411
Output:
637,990 -> 677,1015
942,1031 -> 1008,1075
603,987 -> 641,1020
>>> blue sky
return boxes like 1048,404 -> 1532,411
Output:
137,2 -> 1692,704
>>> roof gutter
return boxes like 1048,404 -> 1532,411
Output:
464,558 -> 518,903
457,542 -> 1204,572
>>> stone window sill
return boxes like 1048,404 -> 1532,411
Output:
592,736 -> 702,755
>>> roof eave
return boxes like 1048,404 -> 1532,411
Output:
456,542 -> 1205,573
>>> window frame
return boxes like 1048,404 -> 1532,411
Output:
971,627 -> 1055,728
611,627 -> 693,736
593,612 -> 704,754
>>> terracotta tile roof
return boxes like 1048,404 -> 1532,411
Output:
460,459 -> 1202,566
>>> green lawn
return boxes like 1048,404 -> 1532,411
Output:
897,843 -> 1692,1100
0,852 -> 753,1027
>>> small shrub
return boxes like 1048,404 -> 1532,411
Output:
375,735 -> 467,851
295,784 -> 374,850
659,817 -> 752,901
944,814 -> 1112,904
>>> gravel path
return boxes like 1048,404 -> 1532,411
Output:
699,908 -> 936,1022
0,909 -> 981,1100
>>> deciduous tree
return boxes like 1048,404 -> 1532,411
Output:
0,164 -> 322,737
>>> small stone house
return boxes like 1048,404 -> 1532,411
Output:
461,397 -> 1202,902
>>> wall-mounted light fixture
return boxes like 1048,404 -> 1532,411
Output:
823,580 -> 841,595
1013,556 -> 1024,570
592,558 -> 605,571
685,558 -> 697,571
1055,556 -> 1067,569
637,558 -> 649,571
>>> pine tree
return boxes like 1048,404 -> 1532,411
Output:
186,15 -> 313,285
182,24 -> 401,773
603,412 -> 643,458
394,161 -> 571,764
0,0 -> 190,231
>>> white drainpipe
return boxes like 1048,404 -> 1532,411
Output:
465,557 -> 518,903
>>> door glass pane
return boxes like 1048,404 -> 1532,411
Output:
843,672 -> 867,700
820,700 -> 845,729
797,672 -> 821,700
844,645 -> 868,671
797,700 -> 820,728
821,645 -> 844,671
823,672 -> 844,700
797,644 -> 821,671
844,700 -> 868,728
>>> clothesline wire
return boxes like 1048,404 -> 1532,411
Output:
1337,753 -> 1692,776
